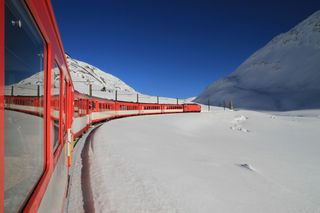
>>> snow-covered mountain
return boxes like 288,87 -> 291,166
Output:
4,56 -> 138,99
195,10 -> 320,111
5,55 -> 189,104
67,56 -> 190,103
66,55 -> 137,96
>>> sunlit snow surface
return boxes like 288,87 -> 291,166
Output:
67,108 -> 320,213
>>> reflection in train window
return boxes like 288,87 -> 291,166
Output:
51,63 -> 60,152
4,0 -> 45,212
63,79 -> 67,136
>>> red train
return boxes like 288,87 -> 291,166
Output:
0,0 -> 201,212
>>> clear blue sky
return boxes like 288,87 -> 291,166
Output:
52,0 -> 320,98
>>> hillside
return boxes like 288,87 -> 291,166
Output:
195,10 -> 320,111
5,55 -> 189,104
66,55 -> 137,97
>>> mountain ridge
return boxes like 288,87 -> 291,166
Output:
195,10 -> 320,111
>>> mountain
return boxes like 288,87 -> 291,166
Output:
5,55 -> 187,104
4,55 -> 138,99
195,10 -> 320,111
66,55 -> 137,97
66,56 -> 189,103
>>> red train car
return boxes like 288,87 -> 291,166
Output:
140,103 -> 162,114
1,0 -> 72,212
183,103 -> 201,112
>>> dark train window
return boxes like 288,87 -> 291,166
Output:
51,63 -> 60,152
74,98 -> 79,117
78,99 -> 82,115
4,0 -> 45,212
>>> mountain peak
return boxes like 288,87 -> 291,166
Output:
264,10 -> 320,49
195,11 -> 320,111
67,56 -> 138,97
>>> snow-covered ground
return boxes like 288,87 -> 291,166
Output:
67,107 -> 320,213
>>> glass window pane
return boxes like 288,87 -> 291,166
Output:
4,0 -> 45,211
63,79 -> 67,136
74,98 -> 79,117
51,63 -> 60,152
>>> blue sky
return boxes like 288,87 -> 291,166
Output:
52,0 -> 320,98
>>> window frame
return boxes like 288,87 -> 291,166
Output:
51,61 -> 61,154
52,62 -> 64,163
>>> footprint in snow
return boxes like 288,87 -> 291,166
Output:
237,163 -> 255,171
230,126 -> 250,132
230,115 -> 250,133
232,115 -> 248,123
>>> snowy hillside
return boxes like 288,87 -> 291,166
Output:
195,10 -> 320,110
67,55 -> 191,103
4,58 -> 137,99
5,55 -> 190,104
66,55 -> 137,96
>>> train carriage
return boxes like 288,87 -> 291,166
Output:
183,103 -> 201,112
72,92 -> 90,139
1,0 -> 73,212
115,101 -> 140,117
162,104 -> 184,113
87,95 -> 116,123
140,103 -> 162,114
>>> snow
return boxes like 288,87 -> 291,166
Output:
195,10 -> 320,111
67,108 -> 320,213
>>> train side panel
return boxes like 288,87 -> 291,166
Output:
72,92 -> 90,138
2,0 -> 71,212
140,103 -> 162,114
162,104 -> 184,113
183,104 -> 201,112
24,0 -> 71,211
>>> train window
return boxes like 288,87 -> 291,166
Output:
63,79 -> 67,137
74,98 -> 79,117
78,99 -> 82,115
80,99 -> 85,115
51,63 -> 60,152
4,0 -> 45,212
